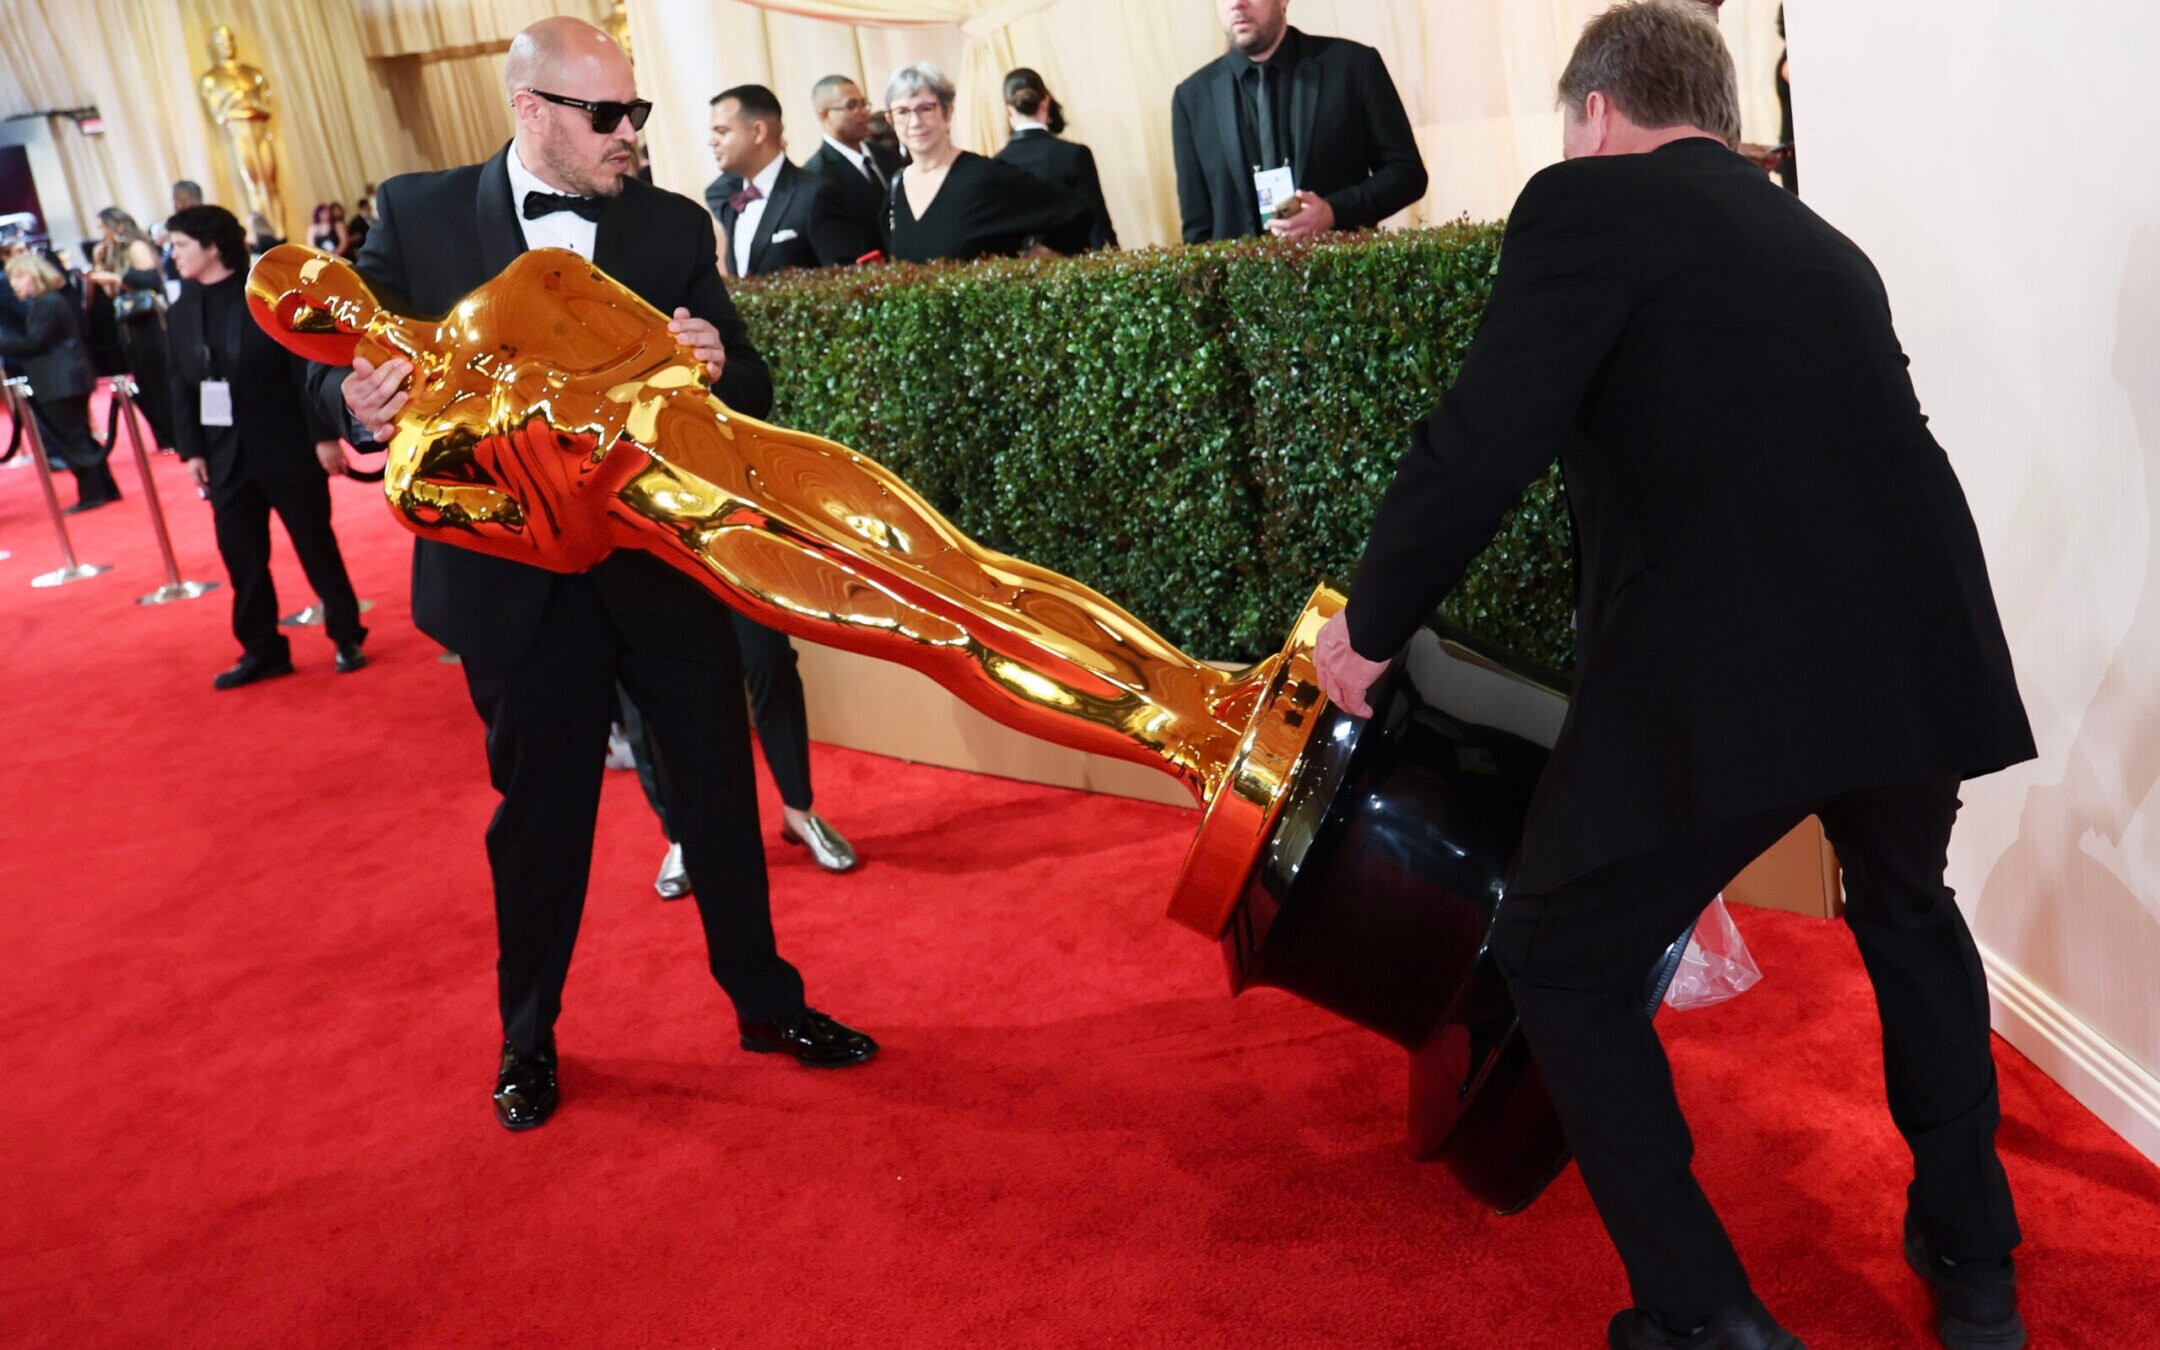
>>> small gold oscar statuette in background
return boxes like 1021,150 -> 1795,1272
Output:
199,24 -> 286,239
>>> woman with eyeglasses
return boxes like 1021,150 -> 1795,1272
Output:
880,63 -> 1092,265
995,68 -> 1117,252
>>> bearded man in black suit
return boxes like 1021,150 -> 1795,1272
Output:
1316,5 -> 2031,1349
314,16 -> 878,1135
1171,0 -> 1428,243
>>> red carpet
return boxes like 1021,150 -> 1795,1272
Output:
4,403 -> 2159,1348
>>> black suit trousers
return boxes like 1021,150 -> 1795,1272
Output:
1490,776 -> 2019,1328
34,394 -> 115,503
464,575 -> 804,1053
625,612 -> 815,832
212,470 -> 365,658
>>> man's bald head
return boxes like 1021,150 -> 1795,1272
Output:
503,16 -> 630,97
506,16 -> 642,199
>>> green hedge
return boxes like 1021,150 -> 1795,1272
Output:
732,224 -> 1575,669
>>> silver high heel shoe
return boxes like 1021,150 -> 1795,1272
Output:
653,841 -> 691,899
781,813 -> 858,873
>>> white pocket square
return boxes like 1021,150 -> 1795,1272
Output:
770,228 -> 799,243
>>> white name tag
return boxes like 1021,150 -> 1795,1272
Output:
1253,166 -> 1297,221
200,380 -> 234,427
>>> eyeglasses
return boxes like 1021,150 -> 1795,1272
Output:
524,88 -> 653,135
822,97 -> 870,113
887,102 -> 946,122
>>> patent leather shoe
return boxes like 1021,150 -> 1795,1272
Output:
781,812 -> 858,872
1905,1209 -> 2025,1349
654,841 -> 691,899
334,641 -> 368,674
492,1042 -> 559,1131
738,1008 -> 877,1067
212,652 -> 296,690
1608,1297 -> 1804,1350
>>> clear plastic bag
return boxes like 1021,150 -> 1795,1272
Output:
1662,894 -> 1762,1011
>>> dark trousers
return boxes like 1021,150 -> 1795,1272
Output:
35,394 -> 118,505
463,576 -> 805,1054
625,611 -> 815,837
1490,776 -> 2019,1329
211,471 -> 365,659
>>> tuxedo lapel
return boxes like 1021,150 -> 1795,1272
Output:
474,143 -> 526,281
1290,51 -> 1320,181
1211,61 -> 1243,177
747,164 -> 794,275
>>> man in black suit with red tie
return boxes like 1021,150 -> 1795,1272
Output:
315,16 -> 878,1135
703,84 -> 874,277
1315,5 -> 2031,1349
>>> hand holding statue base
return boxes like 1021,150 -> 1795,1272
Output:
247,243 -> 1683,1213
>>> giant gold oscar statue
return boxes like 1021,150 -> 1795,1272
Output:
248,243 -> 1676,1213
199,25 -> 286,239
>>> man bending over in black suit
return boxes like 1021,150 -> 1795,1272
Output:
1171,0 -> 1427,243
1316,4 -> 2031,1349
320,16 -> 878,1134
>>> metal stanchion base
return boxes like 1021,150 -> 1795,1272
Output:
139,579 -> 221,605
280,598 -> 376,627
32,563 -> 111,588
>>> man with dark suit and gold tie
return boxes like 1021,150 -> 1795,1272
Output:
316,17 -> 879,1135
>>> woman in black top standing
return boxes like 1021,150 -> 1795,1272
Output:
994,68 -> 1117,251
87,207 -> 177,450
881,62 -> 1091,265
0,250 -> 117,511
165,205 -> 367,690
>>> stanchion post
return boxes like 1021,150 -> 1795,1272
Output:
112,376 -> 218,605
4,377 -> 110,588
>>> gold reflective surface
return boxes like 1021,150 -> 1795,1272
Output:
247,244 -> 1340,935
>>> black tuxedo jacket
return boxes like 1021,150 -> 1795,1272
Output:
703,158 -> 875,277
0,290 -> 95,400
803,139 -> 902,240
167,277 -> 337,500
1170,29 -> 1427,243
995,129 -> 1118,251
1347,138 -> 2034,894
306,143 -> 774,666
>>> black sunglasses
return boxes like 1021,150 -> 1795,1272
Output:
526,88 -> 652,134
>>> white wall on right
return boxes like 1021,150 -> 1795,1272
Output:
1793,2 -> 2160,1161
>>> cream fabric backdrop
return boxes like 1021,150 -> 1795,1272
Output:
627,0 -> 1789,247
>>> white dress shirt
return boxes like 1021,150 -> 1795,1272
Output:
1011,117 -> 1050,135
505,142 -> 599,260
822,134 -> 885,188
730,151 -> 787,277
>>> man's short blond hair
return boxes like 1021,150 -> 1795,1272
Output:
5,250 -> 65,295
1557,0 -> 1742,149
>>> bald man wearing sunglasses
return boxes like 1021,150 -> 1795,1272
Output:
307,16 -> 879,1134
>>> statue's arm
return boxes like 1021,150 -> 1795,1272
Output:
305,176 -> 415,444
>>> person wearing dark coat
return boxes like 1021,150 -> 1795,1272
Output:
1313,7 -> 2031,1349
0,251 -> 118,510
166,205 -> 367,691
89,207 -> 177,450
994,68 -> 1117,251
311,17 -> 877,1134
880,62 -> 1090,265
1171,0 -> 1428,243
703,84 -> 875,277
802,73 -> 905,242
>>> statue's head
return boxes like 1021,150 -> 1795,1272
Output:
210,24 -> 237,62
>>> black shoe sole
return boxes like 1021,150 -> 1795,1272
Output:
213,665 -> 296,690
1904,1231 -> 2026,1350
739,1037 -> 879,1068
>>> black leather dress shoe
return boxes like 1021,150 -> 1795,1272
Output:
738,1009 -> 878,1068
212,653 -> 296,690
1905,1210 -> 2025,1349
334,641 -> 368,674
493,1043 -> 559,1131
1608,1297 -> 1804,1350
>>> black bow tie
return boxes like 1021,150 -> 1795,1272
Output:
523,191 -> 605,223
